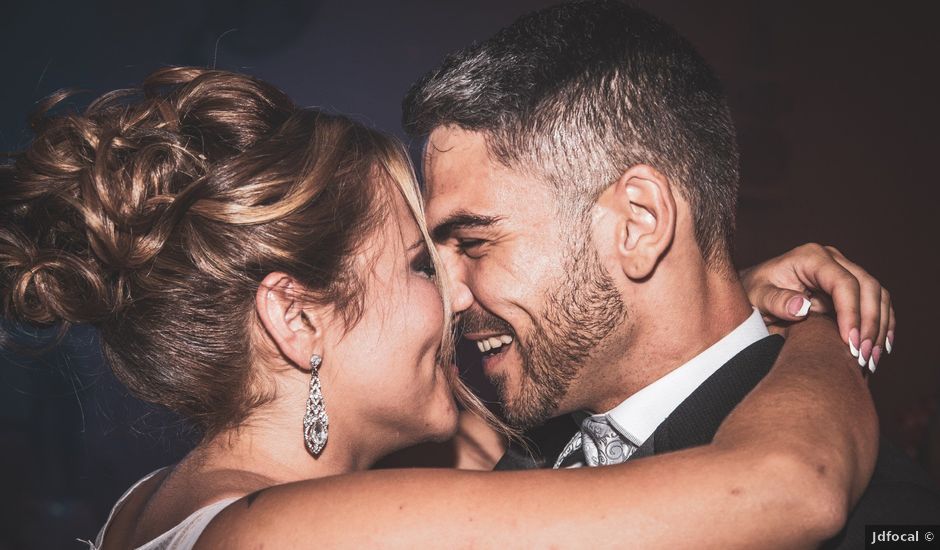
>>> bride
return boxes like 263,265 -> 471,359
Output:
1,67 -> 886,549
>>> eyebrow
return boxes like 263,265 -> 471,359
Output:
430,211 -> 504,243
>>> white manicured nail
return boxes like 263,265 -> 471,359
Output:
795,297 -> 811,317
849,340 -> 859,358
858,352 -> 866,368
885,338 -> 892,354
868,357 -> 876,373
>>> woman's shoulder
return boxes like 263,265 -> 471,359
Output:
85,468 -> 167,549
87,467 -> 240,550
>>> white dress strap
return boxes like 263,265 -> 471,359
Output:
82,468 -> 240,550
132,497 -> 239,550
83,468 -> 168,549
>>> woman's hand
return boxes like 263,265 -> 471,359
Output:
741,243 -> 895,372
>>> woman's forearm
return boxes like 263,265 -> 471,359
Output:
198,445 -> 853,549
713,314 -> 878,528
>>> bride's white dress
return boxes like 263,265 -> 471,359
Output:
84,468 -> 238,550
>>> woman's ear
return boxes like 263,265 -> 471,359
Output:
255,272 -> 325,370
595,164 -> 677,280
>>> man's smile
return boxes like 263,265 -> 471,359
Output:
465,332 -> 514,354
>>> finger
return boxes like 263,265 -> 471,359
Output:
869,345 -> 882,374
808,292 -> 834,314
876,289 -> 890,349
886,304 -> 896,354
793,256 -> 860,351
866,289 -> 889,373
855,275 -> 882,366
753,286 -> 812,322
824,247 -> 882,356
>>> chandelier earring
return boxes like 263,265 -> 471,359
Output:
302,354 -> 329,456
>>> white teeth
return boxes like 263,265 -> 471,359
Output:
474,334 -> 514,354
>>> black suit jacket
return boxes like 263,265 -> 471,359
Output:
494,335 -> 940,548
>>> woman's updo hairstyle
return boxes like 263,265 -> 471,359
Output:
0,67 -> 459,437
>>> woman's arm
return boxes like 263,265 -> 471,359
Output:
723,314 -> 878,509
196,315 -> 875,549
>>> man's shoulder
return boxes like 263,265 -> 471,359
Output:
653,334 -> 784,453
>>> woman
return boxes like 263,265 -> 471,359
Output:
0,67 -> 884,549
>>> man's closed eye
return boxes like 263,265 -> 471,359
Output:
456,238 -> 487,258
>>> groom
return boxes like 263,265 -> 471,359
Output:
403,1 -> 939,546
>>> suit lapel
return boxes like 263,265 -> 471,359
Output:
630,433 -> 655,460
652,335 -> 784,455
493,445 -> 542,470
493,414 -> 581,470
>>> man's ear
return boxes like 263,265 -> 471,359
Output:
596,164 -> 677,280
255,272 -> 325,371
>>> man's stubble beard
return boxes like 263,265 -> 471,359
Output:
493,238 -> 627,430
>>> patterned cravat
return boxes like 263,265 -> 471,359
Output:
554,415 -> 637,468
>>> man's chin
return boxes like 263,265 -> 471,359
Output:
489,370 -> 558,430
499,392 -> 557,431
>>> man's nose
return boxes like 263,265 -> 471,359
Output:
436,246 -> 474,314
449,277 -> 473,314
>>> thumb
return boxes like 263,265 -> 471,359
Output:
752,286 -> 812,322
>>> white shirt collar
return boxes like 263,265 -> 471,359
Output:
601,308 -> 770,447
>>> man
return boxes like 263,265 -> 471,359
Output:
402,1 -> 938,546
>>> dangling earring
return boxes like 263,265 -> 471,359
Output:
303,354 -> 329,456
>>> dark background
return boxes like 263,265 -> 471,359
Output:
1,1 -> 938,548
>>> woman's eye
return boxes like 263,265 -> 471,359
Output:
411,253 -> 437,279
418,262 -> 437,279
